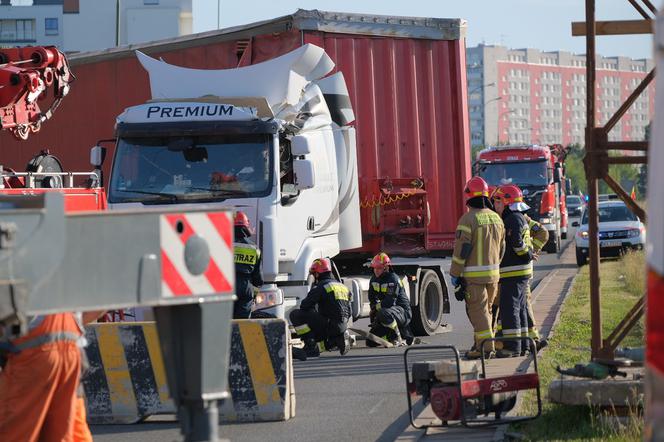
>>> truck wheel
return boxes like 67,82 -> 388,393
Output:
561,231 -> 567,240
411,270 -> 444,336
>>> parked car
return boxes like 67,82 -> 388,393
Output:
566,194 -> 585,217
574,200 -> 646,266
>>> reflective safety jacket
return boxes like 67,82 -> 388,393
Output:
525,215 -> 549,253
300,277 -> 351,322
234,236 -> 263,301
369,271 -> 412,321
450,207 -> 505,284
500,209 -> 534,279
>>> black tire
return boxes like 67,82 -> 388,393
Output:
561,231 -> 567,240
411,270 -> 444,336
544,233 -> 561,254
576,248 -> 587,267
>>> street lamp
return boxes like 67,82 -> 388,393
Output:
468,82 -> 496,96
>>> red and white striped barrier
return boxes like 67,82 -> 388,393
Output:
160,212 -> 234,297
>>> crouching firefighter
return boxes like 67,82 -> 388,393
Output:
450,176 -> 505,359
290,258 -> 351,361
367,252 -> 415,347
524,214 -> 549,351
493,184 -> 534,358
233,211 -> 264,319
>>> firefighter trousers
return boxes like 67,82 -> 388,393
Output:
290,309 -> 347,350
499,277 -> 529,353
466,282 -> 498,352
369,306 -> 414,344
525,284 -> 539,339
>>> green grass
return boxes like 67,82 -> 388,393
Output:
512,251 -> 645,441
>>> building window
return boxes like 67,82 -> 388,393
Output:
0,19 -> 36,42
45,18 -> 58,36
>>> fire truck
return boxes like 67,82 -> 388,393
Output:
476,144 -> 569,253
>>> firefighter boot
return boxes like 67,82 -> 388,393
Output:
303,338 -> 321,358
465,345 -> 495,360
336,330 -> 351,356
291,347 -> 308,362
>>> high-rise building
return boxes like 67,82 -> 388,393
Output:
467,44 -> 655,147
0,0 -> 192,53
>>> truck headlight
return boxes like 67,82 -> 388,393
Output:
539,217 -> 551,224
253,286 -> 284,311
576,230 -> 588,239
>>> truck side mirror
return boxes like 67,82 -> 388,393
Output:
572,221 -> 580,227
90,145 -> 107,167
291,135 -> 313,156
293,159 -> 316,190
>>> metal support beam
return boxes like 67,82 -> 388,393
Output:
607,156 -> 648,164
602,296 -> 645,354
572,19 -> 653,35
603,173 -> 647,222
604,69 -> 655,132
627,0 -> 652,20
585,0 -> 603,361
605,141 -> 649,151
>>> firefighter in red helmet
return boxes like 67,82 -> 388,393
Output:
367,252 -> 414,346
290,258 -> 352,361
450,176 -> 505,359
233,211 -> 263,319
492,184 -> 534,358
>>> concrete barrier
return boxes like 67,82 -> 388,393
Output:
83,319 -> 295,424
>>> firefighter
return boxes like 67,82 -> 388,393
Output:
490,204 -> 549,353
290,258 -> 352,360
450,176 -> 505,359
367,252 -> 415,346
233,211 -> 264,319
0,313 -> 86,442
493,184 -> 534,358
524,214 -> 549,351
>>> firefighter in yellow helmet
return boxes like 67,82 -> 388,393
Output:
367,252 -> 414,346
449,177 -> 505,359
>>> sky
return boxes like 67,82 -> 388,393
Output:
192,0 -> 659,60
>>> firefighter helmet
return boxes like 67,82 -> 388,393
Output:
234,211 -> 253,233
309,258 -> 332,275
464,176 -> 490,203
370,252 -> 391,268
493,184 -> 530,212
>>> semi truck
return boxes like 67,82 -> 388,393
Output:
476,143 -> 569,253
1,10 -> 472,336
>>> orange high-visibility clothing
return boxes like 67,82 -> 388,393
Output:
0,313 -> 83,442
72,397 -> 93,442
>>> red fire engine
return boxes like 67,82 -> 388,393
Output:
476,144 -> 569,253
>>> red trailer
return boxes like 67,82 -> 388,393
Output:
0,9 -> 470,255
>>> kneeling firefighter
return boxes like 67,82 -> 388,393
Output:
290,258 -> 352,361
367,252 -> 415,346
233,211 -> 264,319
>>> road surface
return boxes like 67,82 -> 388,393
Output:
92,225 -> 577,441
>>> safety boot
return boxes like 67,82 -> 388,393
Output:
496,348 -> 520,358
336,330 -> 351,355
291,347 -> 308,362
303,339 -> 321,358
464,345 -> 495,360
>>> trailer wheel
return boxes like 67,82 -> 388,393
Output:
411,270 -> 444,336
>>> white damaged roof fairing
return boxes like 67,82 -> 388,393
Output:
135,44 -> 335,116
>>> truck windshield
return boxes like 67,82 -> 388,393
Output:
108,134 -> 271,204
478,159 -> 549,187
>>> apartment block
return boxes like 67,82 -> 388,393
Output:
467,44 -> 655,147
0,0 -> 192,53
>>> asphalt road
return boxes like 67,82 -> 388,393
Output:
92,223 -> 577,442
